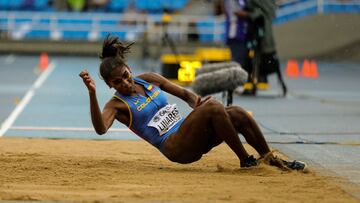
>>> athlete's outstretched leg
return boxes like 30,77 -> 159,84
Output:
225,106 -> 303,170
205,100 -> 249,165
225,106 -> 271,157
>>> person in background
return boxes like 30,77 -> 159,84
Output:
67,0 -> 86,12
222,0 -> 250,74
52,0 -> 68,11
87,0 -> 108,11
245,0 -> 287,96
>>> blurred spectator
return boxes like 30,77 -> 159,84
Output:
67,0 -> 86,12
53,0 -> 68,11
21,0 -> 35,9
223,0 -> 249,70
213,0 -> 224,16
87,0 -> 108,11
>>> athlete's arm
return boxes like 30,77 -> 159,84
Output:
79,70 -> 118,135
138,72 -> 210,108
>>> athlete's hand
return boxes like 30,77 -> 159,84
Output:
195,96 -> 212,107
79,70 -> 96,94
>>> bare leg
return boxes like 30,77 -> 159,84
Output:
225,106 -> 292,170
218,106 -> 306,171
163,99 -> 252,167
225,106 -> 271,157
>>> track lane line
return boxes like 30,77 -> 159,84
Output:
0,62 -> 56,137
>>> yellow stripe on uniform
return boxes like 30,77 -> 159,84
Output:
113,95 -> 133,128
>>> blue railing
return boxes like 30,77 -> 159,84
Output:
275,0 -> 360,24
0,0 -> 189,13
0,0 -> 359,42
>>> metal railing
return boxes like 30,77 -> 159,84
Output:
0,0 -> 359,42
0,11 -> 225,42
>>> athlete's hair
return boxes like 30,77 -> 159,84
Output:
99,34 -> 133,86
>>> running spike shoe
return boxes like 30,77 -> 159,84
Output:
243,155 -> 258,167
282,160 -> 308,171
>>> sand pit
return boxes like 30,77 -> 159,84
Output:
0,137 -> 358,202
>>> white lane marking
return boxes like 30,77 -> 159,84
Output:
0,62 -> 56,137
10,126 -> 131,132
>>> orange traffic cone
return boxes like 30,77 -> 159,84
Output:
285,59 -> 300,78
38,52 -> 49,72
309,60 -> 319,78
302,59 -> 318,78
301,59 -> 311,78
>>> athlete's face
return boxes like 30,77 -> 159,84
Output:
108,66 -> 135,95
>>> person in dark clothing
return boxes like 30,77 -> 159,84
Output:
236,0 -> 287,96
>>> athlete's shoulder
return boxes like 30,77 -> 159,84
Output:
137,72 -> 163,86
137,72 -> 162,80
107,96 -> 128,110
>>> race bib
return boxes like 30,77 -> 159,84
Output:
147,104 -> 182,136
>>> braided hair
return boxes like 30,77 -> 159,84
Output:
99,34 -> 134,87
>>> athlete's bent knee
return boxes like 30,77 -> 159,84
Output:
226,106 -> 251,125
202,99 -> 226,115
205,98 -> 222,106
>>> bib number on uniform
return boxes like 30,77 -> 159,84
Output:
147,104 -> 182,136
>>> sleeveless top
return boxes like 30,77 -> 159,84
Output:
113,77 -> 184,153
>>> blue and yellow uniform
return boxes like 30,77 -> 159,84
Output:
113,77 -> 184,153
